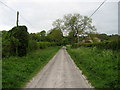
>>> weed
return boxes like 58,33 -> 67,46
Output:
67,47 -> 119,88
2,47 -> 60,88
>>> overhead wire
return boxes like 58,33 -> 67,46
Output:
0,1 -> 36,28
80,0 -> 107,34
0,1 -> 16,12
0,0 -> 107,30
89,0 -> 107,18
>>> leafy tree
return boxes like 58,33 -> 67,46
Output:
67,31 -> 76,44
52,19 -> 63,31
61,37 -> 69,45
47,28 -> 63,45
30,33 -> 40,41
40,30 -> 46,37
53,13 -> 96,43
9,26 -> 29,57
39,30 -> 46,41
30,30 -> 46,42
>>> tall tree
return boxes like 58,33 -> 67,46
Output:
39,30 -> 46,41
47,28 -> 63,45
53,13 -> 96,43
40,30 -> 46,37
9,26 -> 29,57
52,19 -> 63,31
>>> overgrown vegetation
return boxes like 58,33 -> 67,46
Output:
72,39 -> 120,50
68,33 -> 120,88
2,25 -> 63,88
2,26 -> 29,57
67,46 -> 119,88
2,26 -> 63,58
2,47 -> 60,88
2,12 -> 120,89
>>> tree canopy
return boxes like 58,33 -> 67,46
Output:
53,13 -> 96,43
47,28 -> 63,45
2,26 -> 29,57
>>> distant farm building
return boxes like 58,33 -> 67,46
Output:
82,37 -> 101,43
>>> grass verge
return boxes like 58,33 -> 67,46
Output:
67,46 -> 119,88
2,47 -> 61,88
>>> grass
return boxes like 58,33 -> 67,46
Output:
2,47 -> 61,88
67,46 -> 119,88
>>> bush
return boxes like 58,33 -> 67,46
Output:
2,39 -> 11,57
107,40 -> 120,50
3,47 -> 60,88
28,40 -> 39,52
37,42 -> 56,49
67,47 -> 119,88
9,26 -> 29,57
2,26 -> 29,57
72,39 -> 120,51
37,42 -> 49,49
71,43 -> 79,48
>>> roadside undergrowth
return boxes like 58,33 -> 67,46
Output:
67,46 -> 119,88
2,47 -> 61,88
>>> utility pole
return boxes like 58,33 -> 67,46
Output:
16,11 -> 19,27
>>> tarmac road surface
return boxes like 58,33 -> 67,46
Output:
25,47 -> 91,88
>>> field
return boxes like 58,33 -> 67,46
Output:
67,46 -> 119,88
2,47 -> 60,88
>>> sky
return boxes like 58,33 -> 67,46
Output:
0,0 -> 119,35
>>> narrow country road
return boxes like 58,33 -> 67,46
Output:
25,47 -> 91,88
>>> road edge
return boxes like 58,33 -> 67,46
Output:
65,48 -> 94,88
24,48 -> 62,88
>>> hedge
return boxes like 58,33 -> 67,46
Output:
72,39 -> 120,50
37,42 -> 57,49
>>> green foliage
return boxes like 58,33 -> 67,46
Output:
61,37 -> 69,45
2,47 -> 60,88
29,29 -> 64,46
53,13 -> 96,43
67,31 -> 77,43
2,31 -> 11,57
89,33 -> 109,41
37,42 -> 56,49
29,30 -> 46,42
28,40 -> 39,51
47,28 -> 63,45
2,26 -> 29,57
109,34 -> 119,41
9,26 -> 29,57
71,43 -> 79,48
2,26 -> 63,58
29,33 -> 41,41
2,39 -> 11,57
39,30 -> 46,37
67,47 -> 119,88
71,39 -> 120,51
37,42 -> 49,49
27,41 -> 56,51
39,30 -> 46,41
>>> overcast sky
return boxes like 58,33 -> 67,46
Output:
0,0 -> 119,34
